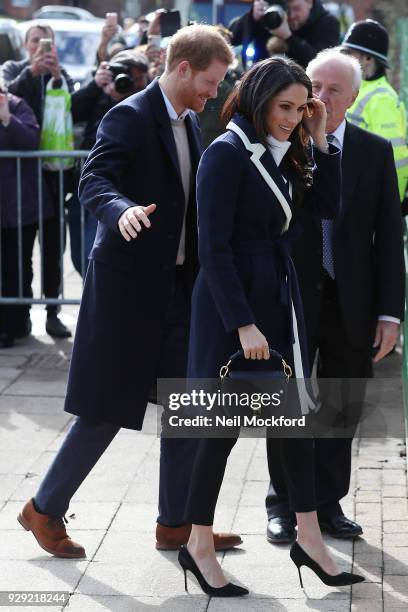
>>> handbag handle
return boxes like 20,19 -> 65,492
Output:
219,347 -> 292,381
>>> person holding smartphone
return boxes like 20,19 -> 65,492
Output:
96,13 -> 119,64
0,23 -> 74,339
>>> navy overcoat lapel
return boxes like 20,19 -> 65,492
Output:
185,114 -> 202,174
146,80 -> 182,182
146,79 -> 202,184
227,115 -> 293,231
338,122 -> 364,224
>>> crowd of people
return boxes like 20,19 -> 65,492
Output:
1,0 -> 408,599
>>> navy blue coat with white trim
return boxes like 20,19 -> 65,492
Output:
187,114 -> 341,379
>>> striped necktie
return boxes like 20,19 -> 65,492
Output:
322,134 -> 338,278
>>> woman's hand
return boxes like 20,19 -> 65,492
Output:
238,324 -> 270,360
302,96 -> 328,151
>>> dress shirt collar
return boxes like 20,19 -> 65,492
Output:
158,82 -> 190,122
266,133 -> 292,167
328,119 -> 346,150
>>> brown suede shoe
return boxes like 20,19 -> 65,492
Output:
17,499 -> 86,559
155,523 -> 242,551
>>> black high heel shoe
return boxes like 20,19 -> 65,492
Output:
290,541 -> 365,588
178,545 -> 249,597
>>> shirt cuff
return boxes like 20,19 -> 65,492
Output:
378,315 -> 400,324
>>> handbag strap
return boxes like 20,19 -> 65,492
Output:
219,347 -> 292,381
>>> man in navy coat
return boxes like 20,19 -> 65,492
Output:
17,25 -> 241,557
265,49 -> 405,543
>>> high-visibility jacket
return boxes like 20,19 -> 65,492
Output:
346,76 -> 408,202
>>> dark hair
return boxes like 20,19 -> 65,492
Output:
222,57 -> 313,188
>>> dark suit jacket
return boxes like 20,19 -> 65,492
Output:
64,79 -> 201,429
293,122 -> 405,351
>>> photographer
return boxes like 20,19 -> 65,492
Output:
68,50 -> 149,275
229,0 -> 339,68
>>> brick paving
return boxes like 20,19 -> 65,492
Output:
0,258 -> 406,611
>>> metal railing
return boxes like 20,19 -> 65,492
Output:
0,150 -> 90,305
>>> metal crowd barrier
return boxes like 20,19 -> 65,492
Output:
0,150 -> 90,305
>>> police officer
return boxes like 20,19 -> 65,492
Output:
341,20 -> 408,207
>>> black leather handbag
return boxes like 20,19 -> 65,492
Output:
218,347 -> 292,421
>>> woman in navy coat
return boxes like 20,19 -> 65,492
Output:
177,58 -> 364,596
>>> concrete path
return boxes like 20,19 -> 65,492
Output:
0,261 -> 407,611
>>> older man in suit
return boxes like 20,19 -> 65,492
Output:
266,49 -> 405,543
17,25 -> 241,557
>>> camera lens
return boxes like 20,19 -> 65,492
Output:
114,74 -> 133,94
107,62 -> 134,94
262,5 -> 285,30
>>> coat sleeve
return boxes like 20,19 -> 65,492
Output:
228,12 -> 248,46
78,102 -> 144,232
374,141 -> 405,320
1,97 -> 39,150
71,79 -> 103,123
197,139 -> 256,333
1,60 -> 22,87
303,144 -> 342,219
2,62 -> 35,99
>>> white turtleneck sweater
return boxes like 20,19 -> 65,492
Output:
266,133 -> 292,168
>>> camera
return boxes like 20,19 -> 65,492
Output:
262,4 -> 286,30
107,62 -> 134,94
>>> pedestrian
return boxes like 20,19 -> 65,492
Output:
265,49 -> 405,545
17,25 -> 241,558
179,56 -> 364,596
1,23 -> 74,339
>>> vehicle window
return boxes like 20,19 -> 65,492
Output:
55,31 -> 100,66
40,12 -> 81,20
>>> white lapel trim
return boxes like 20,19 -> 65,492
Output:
227,121 -> 292,232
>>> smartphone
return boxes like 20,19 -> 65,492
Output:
39,38 -> 52,54
105,12 -> 118,26
160,10 -> 181,38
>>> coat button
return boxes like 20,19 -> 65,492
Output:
172,201 -> 178,208
162,263 -> 171,271
317,282 -> 323,291
167,234 -> 175,240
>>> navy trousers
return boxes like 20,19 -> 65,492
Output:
35,268 -> 198,525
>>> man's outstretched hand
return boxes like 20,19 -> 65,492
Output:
118,203 -> 157,241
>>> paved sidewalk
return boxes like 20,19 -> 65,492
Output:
0,265 -> 407,611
